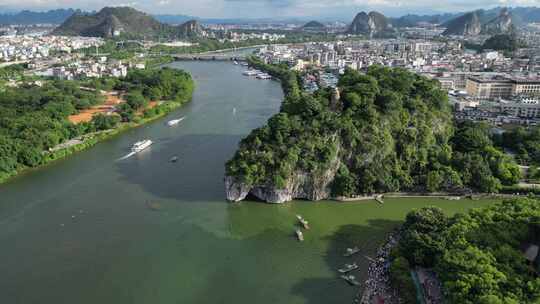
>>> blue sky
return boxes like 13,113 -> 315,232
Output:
2,0 -> 540,18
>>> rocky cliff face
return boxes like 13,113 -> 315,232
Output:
442,11 -> 482,36
482,8 -> 514,34
348,11 -> 390,37
226,139 -> 341,204
178,20 -> 205,38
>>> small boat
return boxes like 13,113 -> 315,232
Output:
295,229 -> 304,241
170,156 -> 178,163
242,70 -> 258,76
343,247 -> 361,257
233,107 -> 237,115
341,275 -> 360,286
338,263 -> 359,273
296,214 -> 310,229
256,73 -> 272,80
375,194 -> 384,205
132,139 -> 152,153
167,117 -> 185,126
234,60 -> 239,65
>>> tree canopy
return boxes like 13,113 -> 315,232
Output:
393,199 -> 540,303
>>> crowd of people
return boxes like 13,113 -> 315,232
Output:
356,231 -> 402,304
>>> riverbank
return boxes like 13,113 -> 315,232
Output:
334,192 -> 530,204
0,98 -> 189,185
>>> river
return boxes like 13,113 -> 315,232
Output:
0,59 -> 498,304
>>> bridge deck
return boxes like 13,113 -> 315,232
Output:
171,55 -> 247,61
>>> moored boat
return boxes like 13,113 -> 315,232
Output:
338,263 -> 359,273
256,73 -> 271,80
296,214 -> 310,229
242,70 -> 259,76
343,246 -> 361,257
340,274 -> 360,286
295,229 -> 304,241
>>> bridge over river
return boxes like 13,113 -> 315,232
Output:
171,54 -> 248,61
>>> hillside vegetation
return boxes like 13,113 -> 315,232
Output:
225,59 -> 520,203
390,199 -> 540,303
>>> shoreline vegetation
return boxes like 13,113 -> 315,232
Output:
0,66 -> 194,185
333,192 -> 516,203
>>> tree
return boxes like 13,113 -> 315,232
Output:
91,114 -> 120,131
332,165 -> 357,196
400,207 -> 449,266
125,91 -> 148,110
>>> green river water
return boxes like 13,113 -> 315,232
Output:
0,60 -> 499,304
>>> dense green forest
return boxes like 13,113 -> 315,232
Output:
482,34 -> 524,53
226,58 -> 521,195
0,67 -> 193,182
390,199 -> 540,303
497,126 -> 540,166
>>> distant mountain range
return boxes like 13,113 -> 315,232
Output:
0,9 -> 78,25
0,8 -> 314,26
4,6 -> 540,33
52,7 -> 204,39
442,8 -> 515,36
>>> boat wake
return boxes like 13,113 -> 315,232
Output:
117,152 -> 136,161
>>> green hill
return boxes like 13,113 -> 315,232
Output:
52,7 -> 204,40
225,59 -> 521,203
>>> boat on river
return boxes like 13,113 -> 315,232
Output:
243,70 -> 259,76
296,214 -> 310,229
170,156 -> 178,163
338,263 -> 359,273
295,229 -> 304,241
167,117 -> 185,126
344,246 -> 361,257
131,140 -> 152,153
256,73 -> 272,80
341,274 -> 360,286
